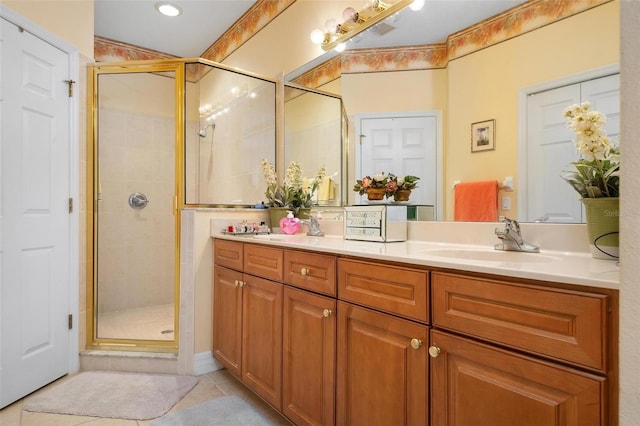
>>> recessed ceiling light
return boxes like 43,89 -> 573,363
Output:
155,2 -> 182,17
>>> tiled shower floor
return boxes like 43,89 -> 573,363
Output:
97,303 -> 175,341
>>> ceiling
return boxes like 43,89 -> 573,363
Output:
94,0 -> 527,58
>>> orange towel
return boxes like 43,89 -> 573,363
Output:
454,180 -> 499,222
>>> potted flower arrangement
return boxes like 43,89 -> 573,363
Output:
353,172 -> 390,200
388,174 -> 420,201
261,159 -> 325,226
561,102 -> 620,259
353,172 -> 420,201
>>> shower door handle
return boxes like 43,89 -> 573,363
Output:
128,192 -> 149,209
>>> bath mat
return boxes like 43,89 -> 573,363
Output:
23,370 -> 198,420
151,395 -> 275,426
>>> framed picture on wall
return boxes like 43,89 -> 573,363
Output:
471,119 -> 495,152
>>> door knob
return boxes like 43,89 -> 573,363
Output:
428,345 -> 441,358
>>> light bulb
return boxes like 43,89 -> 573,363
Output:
310,29 -> 325,44
334,43 -> 346,53
342,7 -> 359,23
325,18 -> 337,33
155,2 -> 182,17
409,0 -> 425,11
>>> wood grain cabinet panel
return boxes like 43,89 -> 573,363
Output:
430,330 -> 605,426
338,259 -> 428,323
432,272 -> 608,372
213,239 -> 243,271
244,244 -> 283,282
284,250 -> 337,296
337,301 -> 428,426
212,266 -> 243,377
283,286 -> 336,426
242,275 -> 283,410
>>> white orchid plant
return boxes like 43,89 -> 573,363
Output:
261,159 -> 326,213
561,102 -> 620,198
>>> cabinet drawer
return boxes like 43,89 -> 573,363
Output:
432,272 -> 608,372
338,259 -> 428,323
284,250 -> 336,296
214,239 -> 244,271
244,244 -> 283,282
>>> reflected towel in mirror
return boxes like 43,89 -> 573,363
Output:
454,180 -> 499,222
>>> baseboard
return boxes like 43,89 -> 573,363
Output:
193,351 -> 224,376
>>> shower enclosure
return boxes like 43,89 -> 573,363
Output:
87,59 -> 277,351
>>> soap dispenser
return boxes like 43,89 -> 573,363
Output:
279,210 -> 301,235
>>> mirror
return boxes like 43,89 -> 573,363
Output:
283,83 -> 345,209
286,1 -> 620,223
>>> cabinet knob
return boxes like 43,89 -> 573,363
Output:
428,345 -> 441,358
301,267 -> 309,276
234,280 -> 239,287
410,338 -> 422,350
322,309 -> 332,318
235,280 -> 245,287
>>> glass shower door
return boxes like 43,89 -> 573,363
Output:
94,69 -> 178,346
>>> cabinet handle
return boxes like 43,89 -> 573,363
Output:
234,280 -> 240,287
428,345 -> 441,358
410,338 -> 422,350
322,309 -> 332,318
301,267 -> 309,276
235,280 -> 245,287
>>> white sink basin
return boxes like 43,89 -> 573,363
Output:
423,248 -> 559,264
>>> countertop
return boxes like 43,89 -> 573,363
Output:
212,233 -> 620,290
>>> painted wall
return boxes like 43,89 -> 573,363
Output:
3,0 -> 94,58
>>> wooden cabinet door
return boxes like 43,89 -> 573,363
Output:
212,266 -> 243,377
337,301 -> 428,426
242,274 -> 283,410
430,330 -> 605,426
283,286 -> 336,426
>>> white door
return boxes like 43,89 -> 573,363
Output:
1,17 -> 71,408
358,114 -> 438,210
525,74 -> 619,223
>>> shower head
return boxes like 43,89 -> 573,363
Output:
198,123 -> 215,138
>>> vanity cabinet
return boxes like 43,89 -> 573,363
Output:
430,271 -> 613,426
213,240 -> 283,409
213,239 -> 337,424
213,238 -> 617,426
336,259 -> 430,426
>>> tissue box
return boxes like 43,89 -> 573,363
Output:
343,205 -> 407,242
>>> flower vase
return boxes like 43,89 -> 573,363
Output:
268,207 -> 290,233
394,189 -> 411,202
582,197 -> 619,260
366,188 -> 386,201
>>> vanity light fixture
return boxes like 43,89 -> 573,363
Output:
309,0 -> 417,51
155,2 -> 182,17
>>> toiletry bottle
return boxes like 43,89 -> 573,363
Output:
279,210 -> 300,235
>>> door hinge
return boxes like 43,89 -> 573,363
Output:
68,314 -> 73,330
68,197 -> 73,213
64,79 -> 76,97
360,134 -> 366,145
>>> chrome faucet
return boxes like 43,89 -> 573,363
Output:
494,216 -> 539,253
300,215 -> 325,237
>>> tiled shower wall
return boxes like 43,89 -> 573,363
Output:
96,107 -> 175,314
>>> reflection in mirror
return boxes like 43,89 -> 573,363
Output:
184,61 -> 276,206
288,1 -> 619,223
284,83 -> 344,207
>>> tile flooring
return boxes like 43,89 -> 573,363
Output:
97,304 -> 175,341
0,369 -> 291,425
